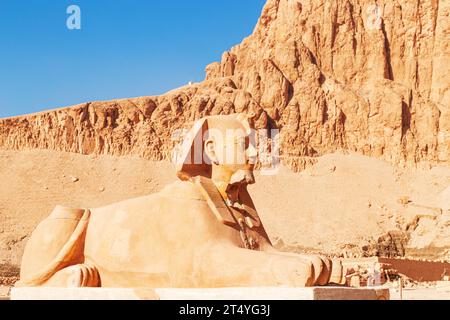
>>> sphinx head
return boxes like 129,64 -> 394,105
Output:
176,114 -> 258,200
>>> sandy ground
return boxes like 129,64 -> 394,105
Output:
1,150 -> 450,278
251,154 -> 450,257
0,150 -> 175,270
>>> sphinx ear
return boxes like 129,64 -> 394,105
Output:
205,139 -> 219,165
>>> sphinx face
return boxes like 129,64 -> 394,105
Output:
205,118 -> 258,187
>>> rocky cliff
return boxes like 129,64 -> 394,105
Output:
1,0 -> 449,169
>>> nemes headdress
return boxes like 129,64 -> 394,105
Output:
175,114 -> 252,181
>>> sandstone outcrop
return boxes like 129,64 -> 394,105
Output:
0,0 -> 448,170
0,81 -> 268,163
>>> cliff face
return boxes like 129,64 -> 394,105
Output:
1,0 -> 449,169
206,0 -> 449,168
0,81 -> 268,163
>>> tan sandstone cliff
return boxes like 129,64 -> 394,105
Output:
0,0 -> 449,170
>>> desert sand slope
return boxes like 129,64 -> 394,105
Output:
252,153 -> 450,257
0,150 -> 175,274
1,150 -> 449,276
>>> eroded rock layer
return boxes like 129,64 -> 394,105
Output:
1,0 -> 449,170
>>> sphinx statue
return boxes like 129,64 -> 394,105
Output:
17,114 -> 345,288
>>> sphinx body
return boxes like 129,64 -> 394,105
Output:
17,115 -> 345,288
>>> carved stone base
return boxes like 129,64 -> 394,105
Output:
11,287 -> 390,300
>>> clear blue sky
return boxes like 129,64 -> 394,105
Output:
0,0 -> 265,118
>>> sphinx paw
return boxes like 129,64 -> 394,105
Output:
45,264 -> 100,288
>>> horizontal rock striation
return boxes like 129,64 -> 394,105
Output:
0,80 -> 269,163
1,0 -> 448,170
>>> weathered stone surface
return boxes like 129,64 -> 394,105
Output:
0,82 -> 267,164
206,0 -> 450,169
0,0 -> 448,170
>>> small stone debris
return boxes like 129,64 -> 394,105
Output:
398,196 -> 411,206
99,187 -> 105,192
70,176 -> 79,183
